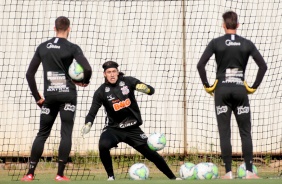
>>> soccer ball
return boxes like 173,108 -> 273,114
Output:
237,163 -> 258,178
68,60 -> 84,81
193,162 -> 214,179
147,132 -> 166,151
179,162 -> 196,180
207,162 -> 219,179
129,163 -> 149,180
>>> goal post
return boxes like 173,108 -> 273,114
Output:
0,0 -> 281,180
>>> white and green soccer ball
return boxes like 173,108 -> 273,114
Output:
207,162 -> 219,179
68,60 -> 84,81
129,163 -> 149,180
179,162 -> 196,180
237,163 -> 258,178
193,162 -> 214,180
147,132 -> 166,151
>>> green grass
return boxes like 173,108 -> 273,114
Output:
1,170 -> 282,184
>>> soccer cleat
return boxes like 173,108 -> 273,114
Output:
243,170 -> 260,179
107,176 -> 115,181
55,175 -> 70,181
175,177 -> 182,180
220,171 -> 233,179
21,174 -> 34,181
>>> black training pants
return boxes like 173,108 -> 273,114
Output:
30,95 -> 77,163
214,86 -> 253,165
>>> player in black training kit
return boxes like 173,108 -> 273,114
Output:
81,61 -> 180,181
197,11 -> 267,179
22,16 -> 92,181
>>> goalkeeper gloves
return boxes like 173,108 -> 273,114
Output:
136,83 -> 150,94
81,122 -> 92,138
204,79 -> 218,96
244,81 -> 257,94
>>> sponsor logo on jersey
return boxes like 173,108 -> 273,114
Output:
237,106 -> 249,115
64,103 -> 76,112
113,98 -> 131,111
140,134 -> 147,139
107,94 -> 115,101
41,107 -> 50,115
223,68 -> 244,85
119,121 -> 137,128
216,106 -> 228,115
46,43 -> 61,49
225,39 -> 241,46
119,81 -> 125,86
121,86 -> 129,95
105,87 -> 110,92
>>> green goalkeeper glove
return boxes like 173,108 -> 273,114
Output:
204,79 -> 218,96
81,122 -> 92,138
136,83 -> 150,94
244,81 -> 256,94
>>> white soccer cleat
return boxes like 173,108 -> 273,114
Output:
243,170 -> 261,179
220,171 -> 233,179
107,176 -> 115,181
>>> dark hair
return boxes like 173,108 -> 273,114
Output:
55,16 -> 70,32
222,11 -> 238,29
102,61 -> 119,71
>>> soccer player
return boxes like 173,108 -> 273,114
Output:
22,16 -> 92,181
197,11 -> 267,179
81,61 -> 180,181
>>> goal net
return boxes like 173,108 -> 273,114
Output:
0,0 -> 281,180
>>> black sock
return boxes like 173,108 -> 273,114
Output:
57,160 -> 67,176
27,161 -> 37,175
245,160 -> 253,172
224,162 -> 232,173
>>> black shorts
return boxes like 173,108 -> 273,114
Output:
101,126 -> 148,148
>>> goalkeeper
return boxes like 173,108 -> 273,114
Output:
22,16 -> 92,181
81,61 -> 180,181
197,11 -> 267,179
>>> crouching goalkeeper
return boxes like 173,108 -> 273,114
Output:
81,61 -> 180,181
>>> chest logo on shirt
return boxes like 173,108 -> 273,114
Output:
121,86 -> 129,95
107,94 -> 115,101
113,98 -> 131,111
46,43 -> 61,49
119,81 -> 125,86
225,39 -> 241,46
105,87 -> 110,92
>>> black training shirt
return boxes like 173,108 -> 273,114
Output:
26,37 -> 92,101
85,76 -> 154,128
197,34 -> 267,88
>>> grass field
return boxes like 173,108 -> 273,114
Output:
1,170 -> 282,184
1,159 -> 281,183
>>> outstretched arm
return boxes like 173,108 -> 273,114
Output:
135,83 -> 155,95
82,90 -> 103,137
